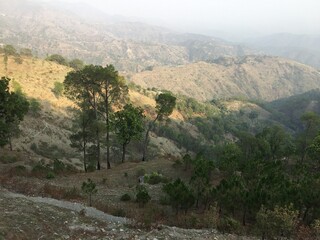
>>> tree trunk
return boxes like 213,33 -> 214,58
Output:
142,126 -> 151,161
105,86 -> 111,169
242,207 -> 247,226
142,116 -> 158,161
122,143 -> 126,163
82,118 -> 87,173
8,134 -> 12,151
93,96 -> 101,170
83,143 -> 87,173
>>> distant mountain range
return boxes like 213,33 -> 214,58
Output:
246,33 -> 320,68
0,0 -> 255,72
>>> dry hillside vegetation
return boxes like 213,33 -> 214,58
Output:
131,55 -> 320,101
0,55 -> 188,162
0,55 -> 76,155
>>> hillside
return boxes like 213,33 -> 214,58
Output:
130,55 -> 320,101
0,54 -> 191,163
0,0 -> 254,72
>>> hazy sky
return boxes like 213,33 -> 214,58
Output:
57,0 -> 320,38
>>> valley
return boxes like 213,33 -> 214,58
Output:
1,0 -> 320,239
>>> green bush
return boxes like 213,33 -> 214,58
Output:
53,159 -> 65,173
46,54 -> 68,66
120,193 -> 131,202
52,81 -> 64,97
69,59 -> 84,70
144,172 -> 167,185
256,204 -> 298,239
82,178 -> 97,206
28,98 -> 41,116
136,185 -> 151,207
3,45 -> 17,56
46,171 -> 55,179
217,216 -> 241,234
312,219 -> 320,238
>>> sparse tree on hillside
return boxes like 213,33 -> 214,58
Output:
46,54 -> 68,66
142,92 -> 176,161
0,77 -> 29,149
114,104 -> 145,163
98,65 -> 128,169
65,66 -> 104,170
64,64 -> 128,169
3,45 -> 17,56
82,178 -> 97,206
70,109 -> 95,172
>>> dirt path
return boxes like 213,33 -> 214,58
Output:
2,189 -> 129,224
0,188 -> 256,239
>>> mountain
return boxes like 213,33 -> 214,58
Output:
0,0 -> 254,72
130,55 -> 320,101
246,33 -> 320,68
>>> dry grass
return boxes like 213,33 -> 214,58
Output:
131,56 -> 320,101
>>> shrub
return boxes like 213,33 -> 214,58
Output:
52,81 -> 64,97
3,45 -> 17,56
256,204 -> 299,239
217,216 -> 241,234
31,160 -> 50,176
69,59 -> 84,70
312,219 -> 320,239
144,172 -> 167,185
12,80 -> 23,95
120,193 -> 131,202
0,155 -> 18,164
53,159 -> 65,173
8,165 -> 27,177
82,178 -> 97,206
46,54 -> 68,66
136,185 -> 151,207
46,171 -> 55,179
28,98 -> 41,116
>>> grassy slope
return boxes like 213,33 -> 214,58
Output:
131,55 -> 320,101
